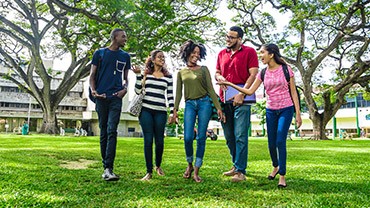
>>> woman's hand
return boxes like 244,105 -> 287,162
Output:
217,109 -> 226,123
168,110 -> 178,124
131,65 -> 142,74
216,80 -> 231,86
295,113 -> 302,128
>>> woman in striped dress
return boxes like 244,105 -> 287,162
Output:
132,50 -> 175,181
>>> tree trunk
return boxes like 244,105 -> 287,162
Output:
39,107 -> 59,134
311,112 -> 329,140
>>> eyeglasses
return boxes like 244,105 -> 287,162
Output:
226,35 -> 238,40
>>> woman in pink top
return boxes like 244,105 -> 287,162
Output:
218,43 -> 302,188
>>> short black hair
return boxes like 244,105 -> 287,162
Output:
110,28 -> 125,40
229,26 -> 244,39
179,40 -> 207,64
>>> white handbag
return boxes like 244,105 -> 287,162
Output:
126,75 -> 146,117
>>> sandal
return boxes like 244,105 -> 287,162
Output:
155,167 -> 165,176
193,175 -> 202,183
141,173 -> 152,181
267,169 -> 279,180
183,166 -> 194,179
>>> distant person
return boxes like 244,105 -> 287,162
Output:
60,127 -> 65,136
360,128 -> 366,138
74,127 -> 80,136
174,40 -> 224,183
218,43 -> 302,188
80,128 -> 87,136
132,50 -> 174,181
215,26 -> 259,182
89,28 -> 131,181
5,123 -> 9,133
22,121 -> 29,135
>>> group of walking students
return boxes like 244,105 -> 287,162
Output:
89,26 -> 302,188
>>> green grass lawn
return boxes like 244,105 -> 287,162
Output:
0,134 -> 369,207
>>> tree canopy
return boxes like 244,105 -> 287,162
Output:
228,0 -> 370,139
0,0 -> 222,133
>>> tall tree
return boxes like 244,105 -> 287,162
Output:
228,0 -> 370,139
0,0 -> 222,134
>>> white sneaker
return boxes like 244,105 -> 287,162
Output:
102,168 -> 120,181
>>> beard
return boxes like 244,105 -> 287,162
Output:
226,42 -> 237,50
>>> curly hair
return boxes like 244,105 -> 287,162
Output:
179,40 -> 207,64
144,49 -> 171,77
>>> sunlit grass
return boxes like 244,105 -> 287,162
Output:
0,134 -> 369,207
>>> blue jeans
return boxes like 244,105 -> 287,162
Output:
95,97 -> 122,170
266,106 -> 294,176
139,107 -> 167,174
184,96 -> 212,168
221,104 -> 251,174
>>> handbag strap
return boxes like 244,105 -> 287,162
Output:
141,74 -> 147,93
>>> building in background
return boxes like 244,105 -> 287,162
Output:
0,61 -> 369,137
0,60 -> 141,137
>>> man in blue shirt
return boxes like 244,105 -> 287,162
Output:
89,28 -> 131,181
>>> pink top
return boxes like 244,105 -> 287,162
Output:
256,65 -> 294,110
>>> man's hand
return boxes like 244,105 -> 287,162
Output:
216,74 -> 227,91
233,93 -> 244,106
113,88 -> 127,98
92,90 -> 106,99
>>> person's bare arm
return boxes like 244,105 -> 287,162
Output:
219,79 -> 262,96
113,69 -> 129,98
233,67 -> 258,106
89,64 -> 106,99
289,77 -> 302,128
89,64 -> 98,92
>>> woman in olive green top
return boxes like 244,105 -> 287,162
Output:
173,40 -> 224,183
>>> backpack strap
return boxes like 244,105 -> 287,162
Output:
95,48 -> 107,86
282,64 -> 290,83
282,64 -> 302,112
261,67 -> 267,97
261,67 -> 267,82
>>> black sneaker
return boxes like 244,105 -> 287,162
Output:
102,168 -> 120,181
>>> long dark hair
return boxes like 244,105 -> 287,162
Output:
263,43 -> 287,65
144,49 -> 171,77
179,40 -> 207,64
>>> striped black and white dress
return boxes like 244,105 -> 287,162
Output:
134,74 -> 174,115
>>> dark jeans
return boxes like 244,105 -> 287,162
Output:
95,97 -> 122,170
266,106 -> 294,176
221,104 -> 251,174
139,107 -> 167,174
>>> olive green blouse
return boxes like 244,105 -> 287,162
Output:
174,66 -> 221,111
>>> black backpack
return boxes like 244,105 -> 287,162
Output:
260,64 -> 302,112
88,48 -> 106,103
